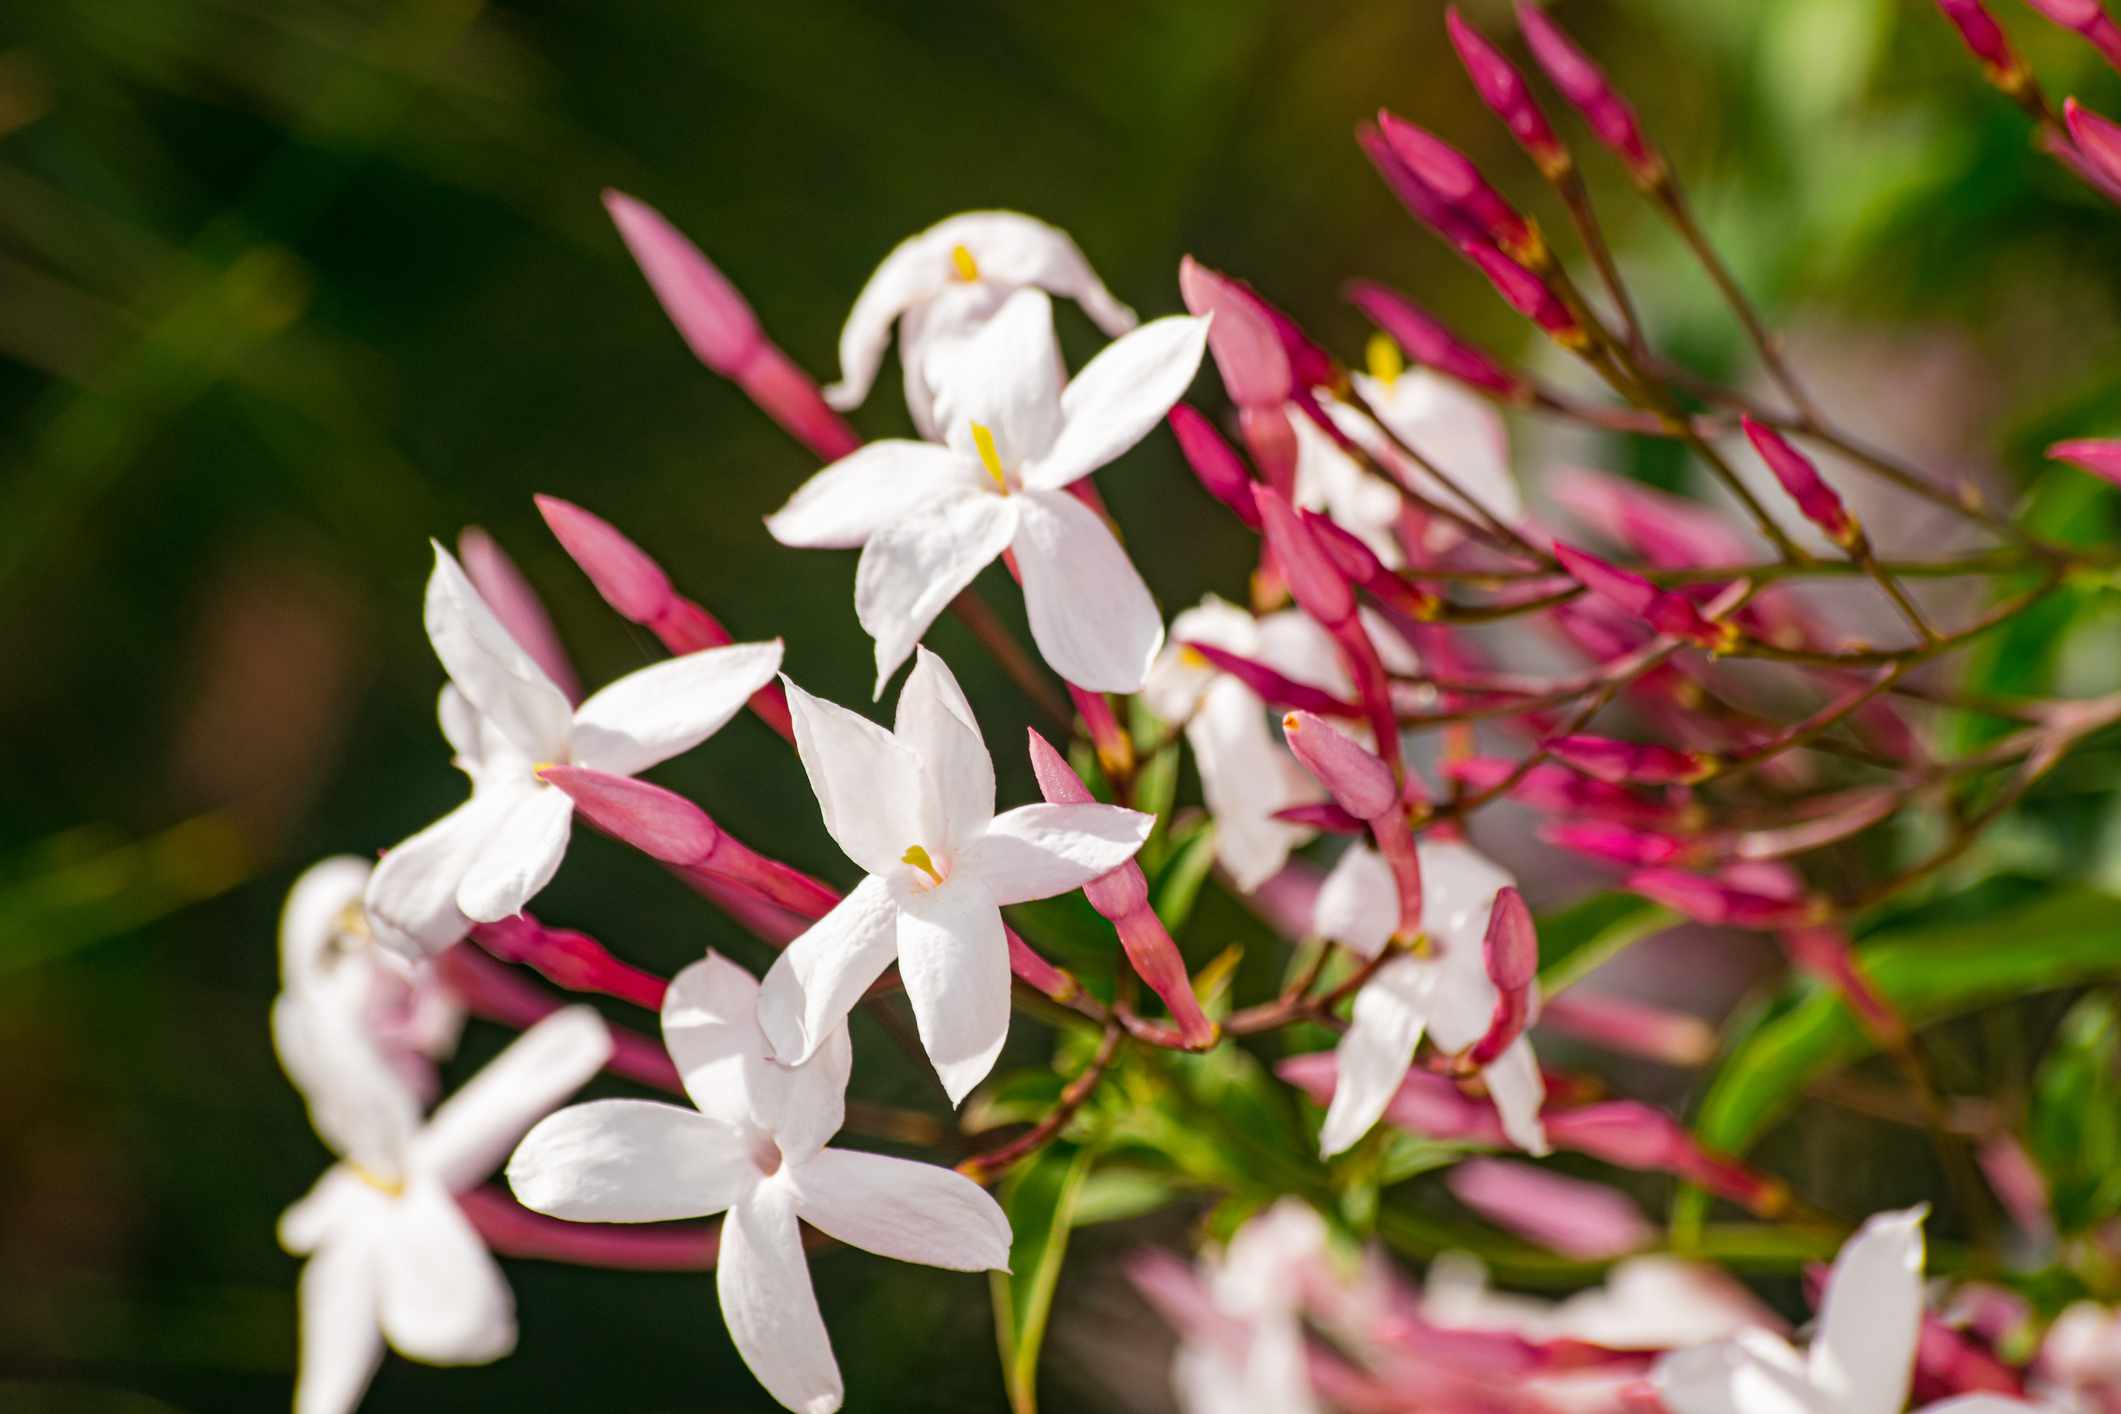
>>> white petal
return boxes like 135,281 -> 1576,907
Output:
827,227 -> 954,411
896,876 -> 1010,1105
766,442 -> 989,549
782,678 -> 930,877
570,640 -> 784,777
1140,596 -> 1262,722
938,211 -> 1137,335
280,1168 -> 368,1256
507,1099 -> 754,1222
663,952 -> 851,1163
757,875 -> 901,1069
1920,1399 -> 2041,1414
424,543 -> 573,761
1186,679 -> 1316,892
1315,845 -> 1400,959
273,992 -> 421,1178
793,1147 -> 1012,1271
719,1178 -> 844,1414
412,1006 -> 612,1192
894,646 -> 995,849
1319,959 -> 1431,1157
1352,369 -> 1520,525
927,287 -> 1068,466
1011,490 -> 1163,693
364,794 -> 500,960
1482,1037 -> 1550,1156
294,1235 -> 386,1414
373,1181 -> 514,1365
855,488 -> 1019,698
454,784 -> 573,923
1655,1334 -> 1827,1414
1290,405 -> 1404,568
1810,1205 -> 1926,1414
279,856 -> 374,988
959,803 -> 1152,906
1028,313 -> 1210,489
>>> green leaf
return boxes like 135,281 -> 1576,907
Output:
1690,882 -> 2121,1163
2028,992 -> 2121,1233
964,1070 -> 1069,1135
990,1142 -> 1094,1414
1150,821 -> 1219,934
1071,1166 -> 1181,1226
1535,892 -> 1681,996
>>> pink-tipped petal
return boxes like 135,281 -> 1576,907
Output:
1178,256 -> 1291,408
602,189 -> 762,376
1283,711 -> 1397,820
458,526 -> 582,703
534,495 -> 675,625
2049,434 -> 2121,486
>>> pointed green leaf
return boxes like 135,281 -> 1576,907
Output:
990,1141 -> 1095,1414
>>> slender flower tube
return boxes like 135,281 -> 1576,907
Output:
2024,0 -> 2121,72
471,914 -> 669,1011
457,526 -> 581,703
1180,257 -> 1298,492
1168,405 -> 1264,528
1345,279 -> 1532,401
1538,990 -> 1716,1066
1445,1158 -> 1653,1259
1026,729 -> 1217,1047
1934,0 -> 2021,74
1179,640 -> 1360,717
1547,734 -> 1716,785
2049,434 -> 2121,486
1781,926 -> 1907,1047
1446,7 -> 1572,176
1515,3 -> 1664,187
1446,756 -> 1696,829
1742,417 -> 1859,546
1543,819 -> 1694,870
1284,711 -> 1422,942
1376,110 -> 1542,263
1300,509 -> 1442,621
2063,101 -> 2121,190
535,495 -> 794,739
1466,243 -> 1585,346
603,190 -> 858,459
1553,540 -> 1739,652
1466,886 -> 1537,1066
1628,868 -> 1827,930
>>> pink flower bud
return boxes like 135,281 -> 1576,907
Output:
1446,756 -> 1691,828
1466,243 -> 1582,343
1254,485 -> 1358,627
539,765 -> 718,864
1183,641 -> 1360,717
1283,711 -> 1397,819
1467,887 -> 1537,1065
1168,405 -> 1263,527
1550,467 -> 1756,569
1539,990 -> 1716,1066
472,913 -> 666,1010
1179,256 -> 1291,408
1446,7 -> 1571,174
1356,123 -> 1490,252
1544,1102 -> 1789,1214
1553,541 -> 1738,651
2049,434 -> 2121,487
1629,868 -> 1823,930
2025,0 -> 2121,71
1935,0 -> 2018,69
1345,280 -> 1530,399
1542,820 -> 1690,869
1300,509 -> 1441,620
1741,417 -> 1858,545
1236,279 -> 1339,393
1446,1158 -> 1652,1259
457,525 -> 582,703
1274,801 -> 1368,834
534,494 -> 675,624
1547,734 -> 1714,785
1377,110 -> 1538,257
1515,3 -> 1662,183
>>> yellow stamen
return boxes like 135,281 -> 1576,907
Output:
1179,646 -> 1210,669
970,422 -> 1008,490
1365,332 -> 1405,388
350,1165 -> 405,1197
901,844 -> 944,885
950,243 -> 980,283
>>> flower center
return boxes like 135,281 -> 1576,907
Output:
1365,332 -> 1404,388
900,844 -> 946,887
949,243 -> 980,283
350,1164 -> 405,1197
969,422 -> 1010,492
750,1135 -> 785,1177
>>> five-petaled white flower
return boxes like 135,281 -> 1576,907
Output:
823,210 -> 1139,438
759,647 -> 1152,1102
507,952 -> 1013,1414
1310,839 -> 1548,1158
364,544 -> 781,958
1324,358 -> 1519,539
1166,1200 -> 1332,1414
282,855 -> 463,1103
1654,1207 -> 2035,1414
769,287 -> 1207,695
275,997 -> 611,1414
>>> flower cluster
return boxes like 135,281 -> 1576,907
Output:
271,4 -> 2121,1412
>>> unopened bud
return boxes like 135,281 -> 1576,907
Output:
1446,7 -> 1571,175
2065,99 -> 2121,191
1933,0 -> 2026,84
1254,484 -> 1357,627
1546,734 -> 1714,785
1377,110 -> 1541,260
1300,509 -> 1441,620
1628,868 -> 1824,929
1356,123 -> 1489,252
458,525 -> 581,703
1179,256 -> 1291,408
1283,711 -> 1398,820
534,494 -> 675,624
1742,417 -> 1858,546
1345,280 -> 1530,400
2049,434 -> 2121,487
1467,887 -> 1537,1065
1168,405 -> 1263,526
1466,244 -> 1582,345
1183,640 -> 1360,717
1514,3 -> 1663,185
1553,541 -> 1737,651
2024,0 -> 2121,71
541,766 -> 719,864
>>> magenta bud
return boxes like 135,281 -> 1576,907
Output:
457,525 -> 582,703
1933,0 -> 2020,72
1542,820 -> 1690,869
2048,434 -> 2121,486
1026,730 -> 1150,918
1446,7 -> 1570,172
1274,801 -> 1368,834
1467,887 -> 1537,1065
1741,417 -> 1858,545
2026,0 -> 2121,70
602,189 -> 762,376
2065,99 -> 2121,190
1546,734 -> 1714,785
1515,3 -> 1661,181
1356,123 -> 1489,251
1238,280 -> 1340,393
1299,509 -> 1441,620
540,766 -> 719,864
1345,280 -> 1529,399
1446,756 -> 1691,828
1549,467 -> 1754,569
1553,541 -> 1737,651
1446,1159 -> 1652,1260
1253,484 -> 1358,626
1179,256 -> 1291,408
1182,640 -> 1361,717
1377,110 -> 1537,255
534,494 -> 675,624
1466,243 -> 1581,342
1283,711 -> 1398,820
1167,405 -> 1263,527
1628,868 -> 1822,930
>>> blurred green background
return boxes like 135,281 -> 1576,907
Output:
6,0 -> 2121,1409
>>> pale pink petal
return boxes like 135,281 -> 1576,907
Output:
375,1180 -> 514,1365
781,678 -> 929,877
894,646 -> 995,849
1482,1037 -> 1550,1156
413,1006 -> 612,1192
1186,678 -> 1317,891
1810,1206 -> 1926,1414
719,1177 -> 844,1414
766,442 -> 988,550
927,287 -> 1067,465
294,1234 -> 386,1414
424,544 -> 573,761
1319,959 -> 1432,1157
1012,489 -> 1163,693
959,803 -> 1152,906
458,525 -> 581,702
1314,844 -> 1400,959
454,784 -> 573,923
792,1147 -> 1012,1271
896,876 -> 1010,1105
1028,313 -> 1210,489
570,640 -> 783,777
365,791 -> 506,959
855,488 -> 1019,697
507,1099 -> 754,1222
664,953 -> 851,1163
757,875 -> 901,1069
